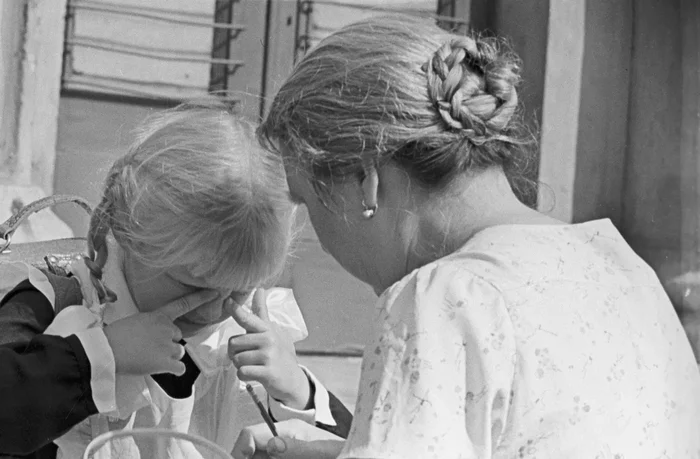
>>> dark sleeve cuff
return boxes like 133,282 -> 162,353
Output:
315,390 -> 353,439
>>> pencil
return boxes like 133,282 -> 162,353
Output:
245,383 -> 279,437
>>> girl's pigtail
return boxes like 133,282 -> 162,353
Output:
85,192 -> 118,305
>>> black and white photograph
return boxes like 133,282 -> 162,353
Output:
0,1 -> 698,458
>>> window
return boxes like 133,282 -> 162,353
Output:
295,0 -> 469,63
61,0 -> 243,103
61,0 -> 468,116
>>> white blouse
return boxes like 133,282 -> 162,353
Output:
340,219 -> 700,459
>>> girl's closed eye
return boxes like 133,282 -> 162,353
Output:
123,254 -> 199,313
124,255 -> 227,333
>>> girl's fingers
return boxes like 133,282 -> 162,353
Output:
171,324 -> 183,342
251,289 -> 270,322
227,292 -> 252,309
160,290 -> 220,321
228,333 -> 268,354
223,297 -> 237,316
231,301 -> 270,334
166,360 -> 186,377
236,365 -> 268,382
172,342 -> 186,360
230,349 -> 267,368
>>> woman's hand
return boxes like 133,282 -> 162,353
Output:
104,289 -> 219,376
232,419 -> 344,459
228,289 -> 311,410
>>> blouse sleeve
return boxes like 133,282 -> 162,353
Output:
339,264 -> 517,459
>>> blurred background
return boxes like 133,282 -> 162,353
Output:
1,1 -> 698,392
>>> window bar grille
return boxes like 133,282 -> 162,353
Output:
209,0 -> 236,92
298,0 -> 467,25
436,0 -> 458,31
63,0 -> 245,103
295,0 -> 313,63
69,0 -> 245,31
293,0 -> 468,62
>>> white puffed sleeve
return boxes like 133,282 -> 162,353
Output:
339,263 -> 517,459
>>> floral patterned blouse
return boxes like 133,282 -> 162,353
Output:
339,219 -> 700,459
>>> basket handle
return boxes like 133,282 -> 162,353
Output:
0,195 -> 93,252
82,428 -> 234,459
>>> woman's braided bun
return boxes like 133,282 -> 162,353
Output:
260,14 -> 536,204
423,36 -> 521,145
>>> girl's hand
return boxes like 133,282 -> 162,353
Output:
232,419 -> 344,459
104,289 -> 219,376
228,289 -> 311,410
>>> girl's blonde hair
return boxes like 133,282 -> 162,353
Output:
85,101 -> 294,303
259,14 -> 536,206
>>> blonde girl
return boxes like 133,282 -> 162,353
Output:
14,102 -> 347,458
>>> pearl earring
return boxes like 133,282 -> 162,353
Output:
362,200 -> 377,219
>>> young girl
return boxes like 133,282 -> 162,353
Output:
233,14 -> 700,459
1,102 -> 350,458
0,271 -> 220,458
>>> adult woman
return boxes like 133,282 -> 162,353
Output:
234,14 -> 700,459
